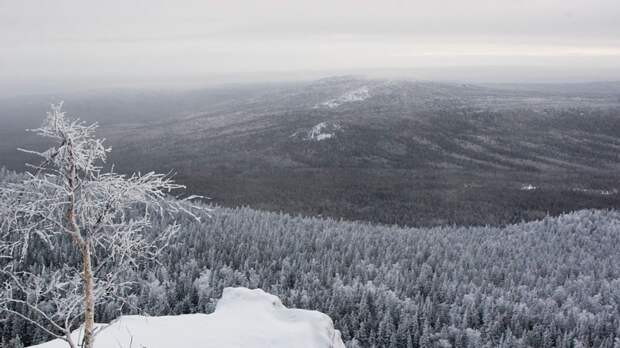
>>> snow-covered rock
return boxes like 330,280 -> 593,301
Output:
318,86 -> 370,108
30,287 -> 345,348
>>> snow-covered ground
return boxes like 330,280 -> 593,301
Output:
306,122 -> 342,141
291,122 -> 343,141
520,184 -> 537,191
571,187 -> 618,195
318,86 -> 370,108
30,287 -> 345,348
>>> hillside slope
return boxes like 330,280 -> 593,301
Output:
30,287 -> 345,348
1,77 -> 620,226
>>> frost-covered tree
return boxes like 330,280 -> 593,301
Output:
0,103 -> 203,348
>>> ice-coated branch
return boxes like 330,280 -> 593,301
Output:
0,102 -> 208,348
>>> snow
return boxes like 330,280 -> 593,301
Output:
520,184 -> 537,191
318,86 -> 370,108
572,187 -> 618,195
303,122 -> 342,141
315,133 -> 333,141
29,287 -> 345,348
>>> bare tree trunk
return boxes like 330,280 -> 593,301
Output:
82,245 -> 95,348
66,140 -> 95,348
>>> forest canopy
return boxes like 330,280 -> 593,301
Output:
2,167 -> 619,348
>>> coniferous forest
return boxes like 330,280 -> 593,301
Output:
2,169 -> 619,348
3,2 -> 620,347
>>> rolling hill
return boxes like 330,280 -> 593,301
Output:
1,77 -> 620,226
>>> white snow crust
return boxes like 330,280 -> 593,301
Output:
30,287 -> 345,348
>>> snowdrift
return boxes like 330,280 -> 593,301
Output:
30,287 -> 345,348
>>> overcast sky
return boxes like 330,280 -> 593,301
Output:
1,0 -> 619,94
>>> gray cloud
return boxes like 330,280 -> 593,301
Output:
1,0 -> 619,94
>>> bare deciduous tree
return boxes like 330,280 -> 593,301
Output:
0,103 -> 204,348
